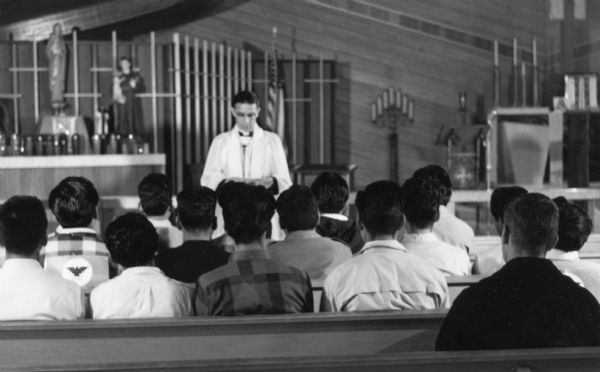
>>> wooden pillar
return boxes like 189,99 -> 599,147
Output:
194,38 -> 201,162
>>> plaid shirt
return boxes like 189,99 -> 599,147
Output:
39,227 -> 117,294
196,249 -> 313,316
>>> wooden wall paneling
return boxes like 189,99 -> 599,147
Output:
233,48 -> 239,94
150,33 -> 159,152
247,51 -> 253,92
219,43 -> 225,135
172,33 -> 184,189
202,40 -> 209,153
211,42 -> 217,140
240,47 -> 246,91
226,46 -> 232,131
194,38 -> 201,163
184,36 -> 192,165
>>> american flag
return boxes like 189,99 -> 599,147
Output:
265,27 -> 287,154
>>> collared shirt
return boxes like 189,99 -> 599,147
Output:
147,215 -> 183,249
156,240 -> 231,283
268,230 -> 351,287
323,240 -> 449,312
433,205 -> 475,251
0,258 -> 85,320
196,249 -> 313,316
40,226 -> 117,294
402,232 -> 471,276
547,248 -> 600,303
90,266 -> 193,319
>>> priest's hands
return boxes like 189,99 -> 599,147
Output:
226,177 -> 273,188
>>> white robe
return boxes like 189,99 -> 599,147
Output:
200,125 -> 292,192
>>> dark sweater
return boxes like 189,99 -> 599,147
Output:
156,240 -> 230,283
436,257 -> 600,350
316,216 -> 363,254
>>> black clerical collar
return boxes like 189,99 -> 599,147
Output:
239,131 -> 253,137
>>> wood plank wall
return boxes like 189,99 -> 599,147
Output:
151,0 -> 550,187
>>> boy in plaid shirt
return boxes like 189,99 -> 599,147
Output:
40,177 -> 117,294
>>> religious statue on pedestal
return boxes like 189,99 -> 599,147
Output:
46,23 -> 67,114
112,57 -> 145,138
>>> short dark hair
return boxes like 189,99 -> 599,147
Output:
48,176 -> 99,228
104,212 -> 159,268
413,165 -> 452,205
490,186 -> 528,221
0,196 -> 48,256
277,185 -> 319,232
138,173 -> 171,216
401,177 -> 440,229
232,90 -> 259,107
355,180 -> 403,236
221,183 -> 275,244
176,186 -> 216,231
310,172 -> 349,213
504,193 -> 558,256
553,197 -> 592,252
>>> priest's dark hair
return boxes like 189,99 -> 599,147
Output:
0,195 -> 48,256
413,164 -> 452,206
277,185 -> 319,232
310,172 -> 349,213
401,177 -> 441,229
48,176 -> 99,228
355,180 -> 403,236
232,90 -> 260,107
176,186 -> 217,231
490,186 -> 528,222
553,196 -> 592,253
104,212 -> 158,268
138,173 -> 172,216
221,182 -> 275,244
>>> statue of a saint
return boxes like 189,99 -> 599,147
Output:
46,23 -> 67,112
112,57 -> 145,137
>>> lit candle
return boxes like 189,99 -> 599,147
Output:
408,99 -> 415,121
388,87 -> 394,105
532,38 -> 537,67
395,90 -> 401,108
383,91 -> 389,109
377,97 -> 383,115
402,94 -> 408,115
513,38 -> 518,66
494,40 -> 499,67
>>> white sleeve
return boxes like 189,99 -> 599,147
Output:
201,136 -> 227,190
269,134 -> 292,193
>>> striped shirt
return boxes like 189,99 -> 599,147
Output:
40,226 -> 117,294
196,249 -> 313,316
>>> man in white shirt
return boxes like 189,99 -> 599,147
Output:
413,165 -> 474,251
401,177 -> 470,276
201,90 -> 292,194
90,212 -> 193,319
0,196 -> 85,320
322,181 -> 449,312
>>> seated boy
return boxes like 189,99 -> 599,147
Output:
90,212 -> 193,319
138,173 -> 183,249
156,186 -> 230,283
196,182 -> 313,315
311,172 -> 363,253
0,196 -> 85,320
40,176 -> 116,294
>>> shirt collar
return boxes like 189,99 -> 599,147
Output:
546,248 -> 580,261
359,239 -> 407,254
234,124 -> 264,139
402,231 -> 439,243
56,226 -> 97,235
320,213 -> 349,222
285,230 -> 321,240
2,258 -> 42,271
120,266 -> 164,275
232,249 -> 269,261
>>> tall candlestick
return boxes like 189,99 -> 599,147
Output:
377,97 -> 383,115
532,38 -> 537,67
382,90 -> 389,109
513,37 -> 518,66
371,102 -> 376,122
521,62 -> 527,106
408,100 -> 415,122
494,40 -> 499,66
402,94 -> 408,115
395,89 -> 401,108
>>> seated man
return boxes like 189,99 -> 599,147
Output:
547,196 -> 600,302
268,185 -> 351,287
322,181 -> 449,312
138,173 -> 183,249
413,165 -> 474,251
156,186 -> 230,284
400,177 -> 470,276
196,183 -> 313,315
436,193 -> 600,350
0,196 -> 85,320
311,172 -> 363,253
90,212 -> 193,319
40,176 -> 117,294
473,186 -> 528,276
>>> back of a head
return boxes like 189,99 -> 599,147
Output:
104,212 -> 158,268
355,180 -> 403,236
176,186 -> 217,231
231,90 -> 259,107
401,177 -> 441,229
412,165 -> 452,205
310,172 -> 349,213
553,197 -> 592,252
138,173 -> 171,216
0,196 -> 48,256
490,186 -> 528,221
222,183 -> 275,244
504,193 -> 558,256
277,185 -> 319,232
48,176 -> 99,228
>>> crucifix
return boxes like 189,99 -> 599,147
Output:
371,87 -> 414,182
